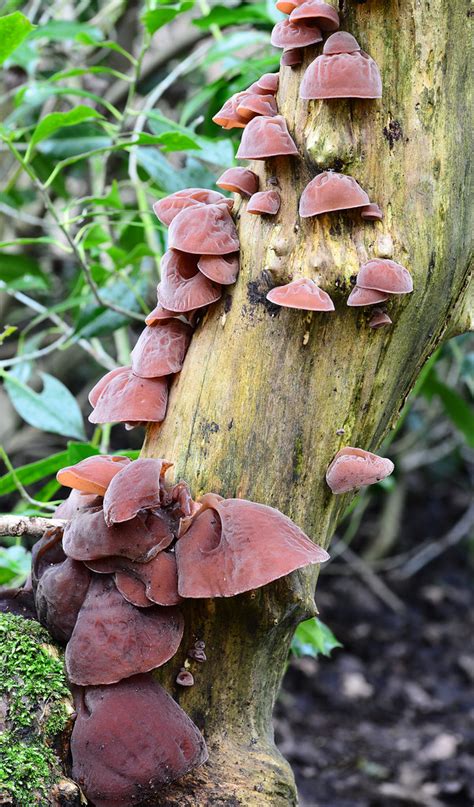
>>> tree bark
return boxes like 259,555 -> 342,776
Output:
143,0 -> 472,803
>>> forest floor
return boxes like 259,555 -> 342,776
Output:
275,547 -> 473,807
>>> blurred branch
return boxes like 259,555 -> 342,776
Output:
0,514 -> 66,537
328,538 -> 406,613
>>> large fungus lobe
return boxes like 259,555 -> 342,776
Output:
153,188 -> 230,226
88,367 -> 168,425
271,19 -> 323,50
267,278 -> 334,311
247,190 -> 281,216
216,167 -> 259,197
299,171 -> 370,217
131,319 -> 192,378
236,115 -> 298,159
168,204 -> 239,255
326,446 -> 394,494
289,1 -> 340,31
300,31 -> 382,99
65,576 -> 184,685
57,455 -> 131,496
88,551 -> 182,607
176,496 -> 329,598
70,673 -> 207,807
103,458 -> 173,526
158,250 -> 222,312
357,258 -> 413,294
237,93 -> 278,120
35,557 -> 91,644
197,253 -> 240,285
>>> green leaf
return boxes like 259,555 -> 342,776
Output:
1,370 -> 86,440
147,111 -> 234,165
136,131 -> 200,151
0,12 -> 34,66
0,546 -> 31,586
423,374 -> 474,447
0,443 -> 98,497
291,618 -> 343,659
194,3 -> 271,29
28,20 -> 103,43
143,2 -> 194,34
74,279 -> 147,338
0,252 -> 50,291
26,106 -> 104,159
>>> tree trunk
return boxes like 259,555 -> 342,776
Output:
143,0 -> 472,802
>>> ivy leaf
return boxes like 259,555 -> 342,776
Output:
1,370 -> 86,440
0,12 -> 35,66
26,106 -> 104,160
291,618 -> 342,659
143,2 -> 194,34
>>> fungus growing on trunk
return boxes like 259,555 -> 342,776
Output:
103,458 -> 173,525
267,278 -> 335,310
300,31 -> 382,99
56,454 -> 131,495
65,576 -> 184,685
88,367 -> 169,425
34,556 -> 91,644
197,253 -> 240,285
299,171 -> 370,217
236,115 -> 298,159
289,1 -> 340,31
70,674 -> 207,807
212,94 -> 248,129
54,488 -> 99,518
88,551 -> 182,607
356,258 -> 413,294
369,308 -> 393,328
176,669 -> 195,687
347,286 -> 389,306
216,167 -> 259,197
281,48 -> 304,67
176,496 -> 329,598
237,93 -> 278,120
153,188 -> 230,226
271,19 -> 323,51
130,319 -> 193,378
247,190 -> 281,216
251,72 -> 279,94
168,203 -> 239,255
326,446 -> 394,493
361,203 -> 383,221
157,250 -> 222,312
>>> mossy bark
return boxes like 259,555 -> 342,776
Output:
143,0 -> 472,803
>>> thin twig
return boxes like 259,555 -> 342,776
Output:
329,538 -> 406,613
0,514 -> 66,537
0,333 -> 69,368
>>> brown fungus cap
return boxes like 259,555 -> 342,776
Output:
275,0 -> 299,13
357,258 -> 413,294
176,496 -> 329,598
88,551 -> 182,607
361,203 -> 383,221
54,488 -> 99,519
103,458 -> 173,526
63,506 -> 174,562
271,19 -> 323,50
323,31 -> 360,54
168,203 -> 239,255
158,250 -> 222,312
247,190 -> 281,216
289,1 -> 340,31
35,557 -> 91,644
299,171 -> 370,217
145,303 -> 187,326
88,366 -> 169,425
65,575 -> 184,685
70,673 -> 208,807
198,253 -> 240,285
131,319 -> 192,378
237,93 -> 278,121
369,308 -> 393,328
236,115 -> 298,159
176,669 -> 195,687
281,48 -> 304,67
212,93 -> 248,129
267,278 -> 334,311
216,167 -> 259,197
347,286 -> 389,306
254,72 -> 279,93
326,446 -> 394,494
300,33 -> 382,99
56,455 -> 131,496
153,188 -> 230,226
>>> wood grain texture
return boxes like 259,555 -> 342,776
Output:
143,1 -> 473,802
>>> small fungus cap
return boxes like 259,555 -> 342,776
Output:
266,277 -> 334,310
247,190 -> 281,215
361,203 -> 383,221
275,0 -> 299,13
326,446 -> 394,494
357,258 -> 413,294
197,253 -> 240,285
168,203 -> 239,255
153,188 -> 229,226
236,115 -> 298,159
145,303 -> 183,326
299,171 -> 370,217
212,93 -> 248,129
255,72 -> 279,93
300,43 -> 382,99
289,1 -> 340,31
70,673 -> 207,807
346,286 -> 389,307
56,455 -> 131,496
158,250 -> 222,312
103,458 -> 173,526
88,367 -> 168,425
281,48 -> 304,67
131,319 -> 192,378
236,93 -> 278,121
176,495 -> 329,598
271,19 -> 323,50
369,309 -> 392,328
88,550 -> 182,607
216,167 -> 259,197
323,31 -> 360,54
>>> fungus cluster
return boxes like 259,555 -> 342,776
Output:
30,455 -> 329,804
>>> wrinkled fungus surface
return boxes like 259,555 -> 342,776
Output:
300,171 -> 370,217
88,367 -> 169,425
158,250 -> 222,312
247,190 -> 281,215
236,115 -> 298,159
103,458 -> 173,525
271,19 -> 322,50
57,454 -> 131,495
267,278 -> 335,311
130,319 -> 192,378
168,204 -> 239,255
326,446 -> 394,494
357,258 -> 413,294
289,1 -> 340,31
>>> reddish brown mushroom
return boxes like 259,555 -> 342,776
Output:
347,286 -> 389,306
197,253 -> 240,285
157,250 -> 222,312
236,93 -> 278,121
88,551 -> 182,607
56,455 -> 131,496
212,93 -> 248,129
271,19 -> 323,50
216,167 -> 259,197
88,366 -> 169,425
276,0 -> 299,13
65,576 -> 184,685
289,1 -> 340,31
299,171 -> 370,217
266,278 -> 335,311
63,506 -> 174,563
102,458 -> 172,526
300,32 -> 382,99
145,303 -> 183,325
70,673 -> 207,807
54,488 -> 101,519
326,446 -> 394,494
369,308 -> 393,328
247,190 -> 281,216
176,669 -> 195,687
251,72 -> 279,94
153,188 -> 231,226
356,258 -> 413,294
130,319 -> 193,378
281,48 -> 304,67
35,557 -> 91,644
361,203 -> 383,221
176,496 -> 329,597
236,115 -> 298,159
168,203 -> 239,255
